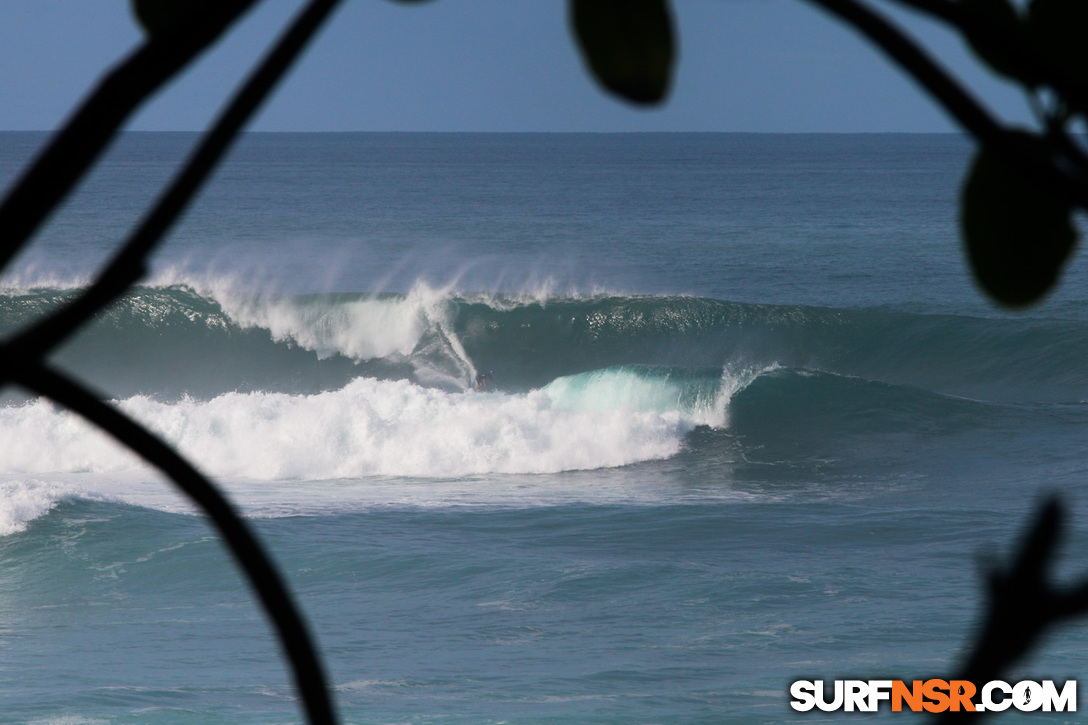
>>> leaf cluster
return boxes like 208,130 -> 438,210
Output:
955,0 -> 1088,305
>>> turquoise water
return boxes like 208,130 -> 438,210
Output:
1,133 -> 1088,723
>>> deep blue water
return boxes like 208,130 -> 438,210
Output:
1,132 -> 1088,724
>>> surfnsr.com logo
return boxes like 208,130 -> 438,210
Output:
789,679 -> 1077,713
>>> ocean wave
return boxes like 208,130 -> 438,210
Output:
1,360 -> 1076,533
728,368 -> 991,438
0,374 -> 725,482
0,361 -> 1038,485
2,278 -> 1088,403
0,479 -> 72,536
0,363 -> 752,532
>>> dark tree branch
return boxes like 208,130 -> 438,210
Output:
4,0 -> 345,361
8,361 -> 337,724
887,0 -> 1088,176
802,0 -> 1003,142
799,0 -> 1085,207
0,1 -> 345,722
886,0 -> 1088,116
0,0 -> 259,275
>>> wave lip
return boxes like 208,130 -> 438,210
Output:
7,279 -> 1088,402
542,364 -> 765,429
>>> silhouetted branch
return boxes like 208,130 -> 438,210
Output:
799,0 -> 1084,207
5,0 -> 345,361
802,0 -> 1001,141
887,0 -> 1088,116
0,1 -> 345,722
889,0 -> 1088,175
935,497 -> 1088,723
8,361 -> 337,725
0,0 -> 259,274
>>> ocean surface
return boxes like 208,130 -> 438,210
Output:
2,132 -> 1088,724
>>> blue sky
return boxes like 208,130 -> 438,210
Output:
0,0 -> 1033,132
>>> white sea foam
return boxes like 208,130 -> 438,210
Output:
0,374 -> 740,532
0,268 -> 92,293
0,480 -> 71,536
0,375 -> 716,482
0,363 -> 778,532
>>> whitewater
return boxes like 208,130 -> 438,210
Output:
4,132 -> 1088,725
0,280 -> 761,533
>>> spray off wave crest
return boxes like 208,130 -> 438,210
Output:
208,280 -> 476,390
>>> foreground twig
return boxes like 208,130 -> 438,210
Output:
799,0 -> 1083,206
935,497 -> 1088,723
5,0 -> 345,361
0,0 -> 257,272
886,0 -> 1088,116
0,1 -> 345,722
7,362 -> 337,724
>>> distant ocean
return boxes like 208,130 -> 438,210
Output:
2,132 -> 1088,724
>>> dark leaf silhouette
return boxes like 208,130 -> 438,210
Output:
1028,0 -> 1088,84
961,135 -> 1077,307
570,0 -> 675,105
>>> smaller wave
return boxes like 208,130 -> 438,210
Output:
728,367 -> 990,437
0,364 -> 773,532
0,372 -> 936,536
0,374 -> 729,484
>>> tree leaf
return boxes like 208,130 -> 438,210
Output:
1027,0 -> 1088,95
130,0 -> 187,35
570,0 -> 676,105
961,137 -> 1077,307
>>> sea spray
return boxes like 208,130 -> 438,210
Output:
194,279 -> 476,389
0,479 -> 73,536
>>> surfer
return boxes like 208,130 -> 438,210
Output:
473,370 -> 494,391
